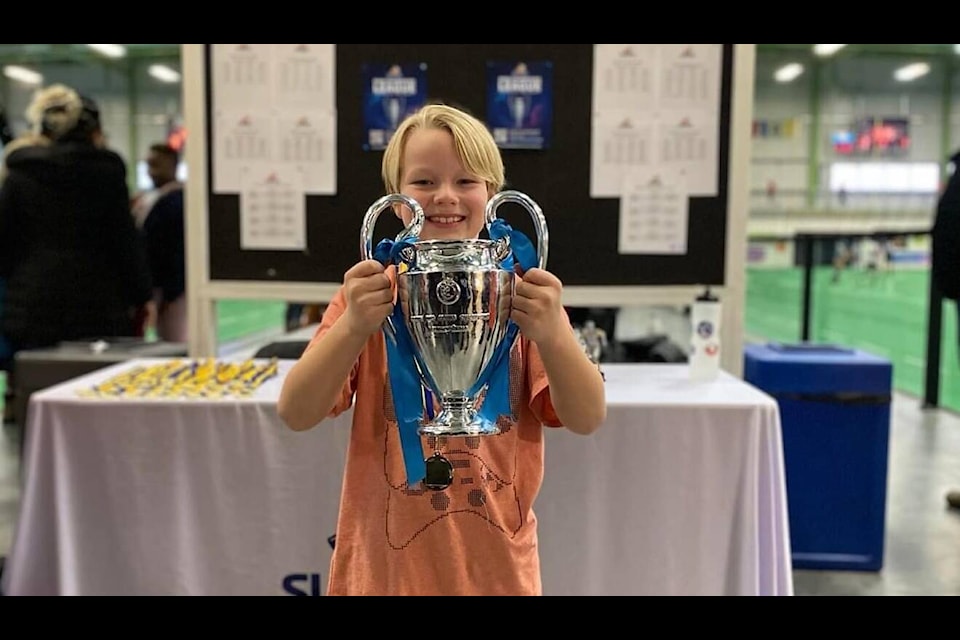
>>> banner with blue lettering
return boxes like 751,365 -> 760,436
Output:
362,63 -> 429,151
486,61 -> 553,150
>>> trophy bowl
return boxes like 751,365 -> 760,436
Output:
361,191 -> 548,437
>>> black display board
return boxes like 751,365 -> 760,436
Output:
205,44 -> 733,287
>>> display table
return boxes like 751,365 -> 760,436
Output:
2,359 -> 347,597
1,361 -> 792,596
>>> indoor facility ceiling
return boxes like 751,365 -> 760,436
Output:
0,44 -> 179,65
757,44 -> 957,57
0,44 -> 954,64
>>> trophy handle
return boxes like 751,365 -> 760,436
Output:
360,194 -> 424,345
484,190 -> 549,270
360,194 -> 425,262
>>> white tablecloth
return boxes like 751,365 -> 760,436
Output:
2,359 -> 348,597
538,365 -> 792,596
2,361 -> 792,596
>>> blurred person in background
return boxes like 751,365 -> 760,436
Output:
0,106 -> 13,147
135,143 -> 186,343
1,101 -> 52,421
0,106 -> 52,184
0,105 -> 13,421
131,143 -> 182,229
932,149 -> 960,511
0,85 -> 154,403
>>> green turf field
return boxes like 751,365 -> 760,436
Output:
746,266 -> 959,413
214,300 -> 288,346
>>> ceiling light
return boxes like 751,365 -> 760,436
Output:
149,64 -> 181,83
894,62 -> 931,82
86,44 -> 127,59
774,63 -> 804,83
813,44 -> 847,57
3,65 -> 43,85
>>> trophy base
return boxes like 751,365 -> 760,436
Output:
418,407 -> 501,438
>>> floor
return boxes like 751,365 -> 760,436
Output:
791,393 -> 960,596
1,383 -> 959,596
0,419 -> 18,582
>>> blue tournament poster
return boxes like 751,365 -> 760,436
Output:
486,61 -> 553,150
362,63 -> 429,151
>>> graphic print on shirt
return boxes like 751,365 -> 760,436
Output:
381,344 -> 526,550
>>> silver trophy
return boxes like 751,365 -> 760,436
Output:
362,191 -> 548,437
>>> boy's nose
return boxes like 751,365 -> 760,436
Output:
434,182 -> 458,203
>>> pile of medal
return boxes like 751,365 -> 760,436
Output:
77,359 -> 280,400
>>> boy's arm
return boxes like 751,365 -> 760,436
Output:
278,311 -> 369,432
535,324 -> 607,435
513,269 -> 606,435
278,261 -> 394,432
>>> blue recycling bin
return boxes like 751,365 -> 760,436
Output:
744,343 -> 893,572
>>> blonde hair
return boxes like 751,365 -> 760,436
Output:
381,103 -> 505,196
25,84 -> 84,140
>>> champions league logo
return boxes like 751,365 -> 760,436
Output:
363,63 -> 428,151
373,65 -> 417,131
488,60 -> 553,150
498,63 -> 542,130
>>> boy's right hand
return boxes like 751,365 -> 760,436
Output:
341,260 -> 395,338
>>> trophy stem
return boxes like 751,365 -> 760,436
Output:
418,394 -> 501,438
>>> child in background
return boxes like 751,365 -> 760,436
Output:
278,103 -> 606,596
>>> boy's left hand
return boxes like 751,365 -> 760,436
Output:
512,268 -> 569,346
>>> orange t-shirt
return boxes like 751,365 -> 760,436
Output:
312,285 -> 562,596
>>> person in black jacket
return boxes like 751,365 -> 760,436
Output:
0,85 -> 153,370
932,150 -> 960,510
2,102 -> 50,423
933,151 -> 960,303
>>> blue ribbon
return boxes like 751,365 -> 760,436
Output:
374,238 -> 427,485
489,219 -> 538,273
373,222 -> 538,487
473,220 -> 538,428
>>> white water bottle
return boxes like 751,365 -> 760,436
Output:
689,288 -> 722,382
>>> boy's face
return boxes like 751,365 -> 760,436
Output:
397,128 -> 490,241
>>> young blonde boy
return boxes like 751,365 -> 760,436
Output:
279,103 -> 606,596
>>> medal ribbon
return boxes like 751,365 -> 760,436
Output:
473,220 -> 538,427
374,238 -> 428,486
